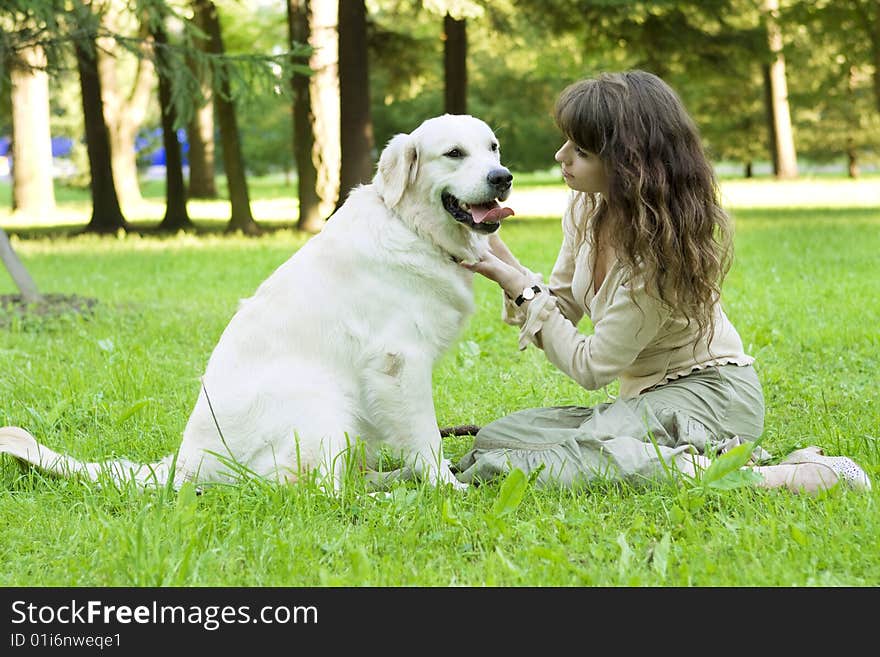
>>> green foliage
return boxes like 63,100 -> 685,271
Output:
0,0 -> 310,129
3,0 -> 879,183
695,442 -> 765,491
779,0 -> 880,166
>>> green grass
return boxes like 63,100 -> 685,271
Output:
0,177 -> 878,586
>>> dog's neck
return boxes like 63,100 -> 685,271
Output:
389,194 -> 488,265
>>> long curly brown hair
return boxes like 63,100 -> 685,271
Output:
554,70 -> 733,344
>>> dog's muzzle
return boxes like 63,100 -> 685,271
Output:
441,168 -> 515,234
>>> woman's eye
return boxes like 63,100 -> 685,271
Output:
575,147 -> 588,157
444,148 -> 464,158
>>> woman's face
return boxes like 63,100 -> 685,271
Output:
554,140 -> 608,195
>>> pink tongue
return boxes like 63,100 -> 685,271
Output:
470,203 -> 515,224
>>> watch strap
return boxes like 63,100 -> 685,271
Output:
515,285 -> 542,307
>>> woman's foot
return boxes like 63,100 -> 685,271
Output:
754,446 -> 871,494
781,446 -> 871,491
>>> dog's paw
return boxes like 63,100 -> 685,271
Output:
448,478 -> 469,492
437,463 -> 468,491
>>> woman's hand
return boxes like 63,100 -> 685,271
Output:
461,250 -> 531,299
487,234 -> 525,273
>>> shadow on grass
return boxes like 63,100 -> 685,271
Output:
5,205 -> 875,242
3,219 -> 314,241
730,206 -> 880,222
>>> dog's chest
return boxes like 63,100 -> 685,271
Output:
391,269 -> 472,343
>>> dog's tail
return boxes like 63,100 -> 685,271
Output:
0,425 -> 173,488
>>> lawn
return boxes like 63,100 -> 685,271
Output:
0,175 -> 878,586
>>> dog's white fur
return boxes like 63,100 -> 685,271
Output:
0,114 -> 512,492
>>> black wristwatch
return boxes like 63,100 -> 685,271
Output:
514,285 -> 542,306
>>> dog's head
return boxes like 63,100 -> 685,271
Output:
373,114 -> 514,256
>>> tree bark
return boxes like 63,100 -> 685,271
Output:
288,0 -> 323,233
763,0 -> 798,179
186,2 -> 218,199
308,0 -> 341,221
98,5 -> 154,208
336,0 -> 374,208
152,17 -> 193,232
874,10 -> 880,114
851,0 -> 880,114
186,98 -> 218,198
9,44 -> 55,217
75,34 -> 128,234
0,228 -> 41,303
443,13 -> 467,115
195,0 -> 259,235
874,6 -> 880,115
847,141 -> 859,178
846,64 -> 860,179
761,63 -> 778,176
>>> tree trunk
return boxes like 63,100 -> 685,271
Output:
846,64 -> 860,179
195,0 -> 259,235
875,11 -> 880,115
847,142 -> 859,179
10,44 -> 55,217
443,13 -> 467,115
855,0 -> 880,114
336,0 -> 374,208
186,99 -> 218,198
0,228 -> 41,303
288,0 -> 323,233
186,2 -> 218,199
761,63 -> 778,176
152,17 -> 193,232
874,35 -> 880,115
98,5 -> 154,208
744,161 -> 753,178
763,0 -> 798,179
75,35 -> 128,234
308,0 -> 341,221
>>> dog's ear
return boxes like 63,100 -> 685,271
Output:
374,133 -> 419,208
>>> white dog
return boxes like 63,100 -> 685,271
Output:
0,114 -> 513,492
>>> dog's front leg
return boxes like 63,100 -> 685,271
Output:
364,351 -> 467,490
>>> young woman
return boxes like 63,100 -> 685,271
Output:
457,70 -> 870,493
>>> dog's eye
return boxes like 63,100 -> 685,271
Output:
444,148 -> 465,158
490,143 -> 499,152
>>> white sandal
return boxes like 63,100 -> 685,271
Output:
780,446 -> 871,491
753,462 -> 839,494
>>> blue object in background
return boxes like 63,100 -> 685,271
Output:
51,136 -> 73,157
138,127 -> 189,167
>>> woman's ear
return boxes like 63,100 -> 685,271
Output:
373,133 -> 419,208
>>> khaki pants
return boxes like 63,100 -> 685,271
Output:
454,364 -> 768,488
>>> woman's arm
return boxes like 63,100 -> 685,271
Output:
461,250 -> 532,299
465,215 -> 584,327
526,277 -> 669,391
487,234 -> 528,274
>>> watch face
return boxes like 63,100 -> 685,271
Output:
523,287 -> 535,300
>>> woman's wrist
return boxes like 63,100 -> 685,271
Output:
502,275 -> 533,301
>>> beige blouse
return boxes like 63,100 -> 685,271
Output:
503,204 -> 753,399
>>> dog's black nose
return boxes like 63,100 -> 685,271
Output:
488,168 -> 513,190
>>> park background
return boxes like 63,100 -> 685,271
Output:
0,1 -> 878,588
2,0 -> 879,237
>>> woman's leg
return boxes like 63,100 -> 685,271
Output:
676,446 -> 871,493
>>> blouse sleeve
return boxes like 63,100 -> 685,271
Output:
518,275 -> 672,392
